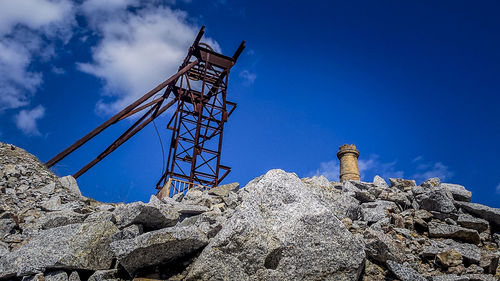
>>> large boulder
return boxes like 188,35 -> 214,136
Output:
185,170 -> 366,281
0,221 -> 118,278
413,186 -> 456,214
113,196 -> 178,230
110,225 -> 208,276
441,183 -> 472,202
421,239 -> 482,264
454,202 -> 500,226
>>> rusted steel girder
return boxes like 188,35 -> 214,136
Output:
45,27 -> 244,195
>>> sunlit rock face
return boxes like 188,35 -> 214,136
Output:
0,142 -> 499,281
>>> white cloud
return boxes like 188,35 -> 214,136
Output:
411,157 -> 454,183
78,5 -> 220,115
239,70 -> 256,85
311,160 -> 340,182
0,0 -> 73,37
496,183 -> 500,195
14,105 -> 46,136
0,0 -> 75,112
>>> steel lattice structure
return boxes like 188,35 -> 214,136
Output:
45,27 -> 244,196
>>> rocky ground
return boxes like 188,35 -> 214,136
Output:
0,142 -> 499,281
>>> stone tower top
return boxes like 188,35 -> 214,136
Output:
337,144 -> 360,182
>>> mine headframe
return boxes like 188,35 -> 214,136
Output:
44,27 -> 245,197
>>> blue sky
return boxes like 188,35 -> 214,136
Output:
1,0 -> 499,207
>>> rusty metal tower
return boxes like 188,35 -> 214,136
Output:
45,27 -> 244,197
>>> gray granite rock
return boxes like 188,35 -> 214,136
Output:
110,225 -> 208,276
40,210 -> 86,229
389,178 -> 417,191
0,218 -> 15,237
421,239 -> 481,264
68,272 -> 80,281
421,177 -> 441,188
414,187 -> 456,214
373,175 -> 389,189
58,176 -> 82,197
87,269 -> 117,281
455,201 -> 500,226
185,170 -> 366,281
386,260 -> 427,281
0,221 -> 118,278
112,224 -> 143,241
44,270 -> 68,281
208,182 -> 240,197
457,214 -> 489,232
428,222 -> 480,244
361,200 -> 399,223
463,274 -> 497,281
441,183 -> 472,202
431,275 -> 470,281
113,196 -> 178,230
363,228 -> 405,263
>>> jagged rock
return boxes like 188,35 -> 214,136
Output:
112,224 -> 143,241
361,200 -> 399,223
441,183 -> 472,202
301,175 -> 332,188
428,222 -> 480,244
414,187 -> 456,214
414,209 -> 433,221
40,196 -> 62,211
373,175 -> 388,189
40,210 -> 86,229
0,218 -> 15,237
110,225 -> 208,276
306,183 -> 362,221
58,176 -> 82,197
363,228 -> 405,263
422,177 -> 441,188
84,210 -> 116,223
422,239 -> 482,264
455,202 -> 500,226
0,221 -> 118,278
22,273 -> 44,281
389,178 -> 416,191
45,270 -> 68,281
479,251 -> 499,274
386,260 -> 427,281
68,272 -> 80,281
355,190 -> 376,203
113,196 -> 178,230
185,170 -> 366,281
178,210 -> 225,239
457,214 -> 489,232
208,182 -> 240,197
436,249 -> 463,268
182,190 -> 221,207
378,191 -> 411,208
87,269 -> 117,281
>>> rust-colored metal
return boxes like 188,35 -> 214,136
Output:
45,27 -> 244,197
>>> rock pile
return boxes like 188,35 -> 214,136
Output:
0,142 -> 499,281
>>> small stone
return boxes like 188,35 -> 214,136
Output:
68,272 -> 80,281
435,249 -> 463,268
445,218 -> 458,225
87,269 -> 117,281
421,177 -> 441,188
341,217 -> 353,229
44,270 -> 68,281
58,176 -> 82,197
40,196 -> 61,211
373,175 -> 388,189
389,178 -> 416,191
386,260 -> 427,281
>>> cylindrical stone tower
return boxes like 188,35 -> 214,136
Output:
337,144 -> 360,182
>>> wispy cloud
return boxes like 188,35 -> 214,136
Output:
239,70 -> 256,86
411,157 -> 453,183
14,105 -> 46,136
495,182 -> 500,195
310,154 -> 453,183
310,160 -> 340,181
77,3 -> 219,115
